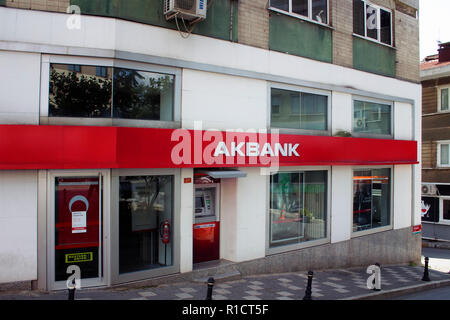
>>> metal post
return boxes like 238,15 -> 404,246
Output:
422,257 -> 431,281
206,277 -> 215,300
302,271 -> 314,300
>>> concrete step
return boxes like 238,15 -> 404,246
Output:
192,269 -> 242,283
191,260 -> 242,283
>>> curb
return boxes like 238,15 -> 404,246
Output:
342,279 -> 450,300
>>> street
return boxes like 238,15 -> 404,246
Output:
389,246 -> 450,300
390,286 -> 450,300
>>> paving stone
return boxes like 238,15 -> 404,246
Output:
138,291 -> 157,297
215,288 -> 231,295
243,296 -> 262,300
276,291 -> 294,296
248,285 -> 263,290
175,293 -> 193,299
334,288 -> 350,294
179,288 -> 197,293
322,281 -> 345,289
276,296 -> 294,300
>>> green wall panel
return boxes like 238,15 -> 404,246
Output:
71,0 -> 234,41
0,0 -> 6,6
353,36 -> 396,78
269,13 -> 332,63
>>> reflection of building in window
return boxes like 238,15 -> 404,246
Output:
353,100 -> 391,135
68,64 -> 81,72
271,87 -> 328,131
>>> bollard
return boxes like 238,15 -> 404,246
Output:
422,257 -> 431,281
68,278 -> 76,300
206,277 -> 215,300
302,271 -> 314,300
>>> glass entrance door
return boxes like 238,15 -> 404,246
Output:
49,173 -> 106,290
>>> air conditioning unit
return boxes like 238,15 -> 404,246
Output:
164,0 -> 207,21
355,117 -> 366,129
422,184 -> 437,195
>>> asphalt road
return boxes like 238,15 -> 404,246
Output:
421,247 -> 450,273
390,285 -> 450,300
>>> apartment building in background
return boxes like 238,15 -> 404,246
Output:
421,41 -> 450,241
0,0 -> 421,291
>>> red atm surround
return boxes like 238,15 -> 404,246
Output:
193,221 -> 220,264
193,180 -> 220,264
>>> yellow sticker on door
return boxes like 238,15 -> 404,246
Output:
65,252 -> 93,263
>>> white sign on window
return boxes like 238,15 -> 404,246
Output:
72,211 -> 87,233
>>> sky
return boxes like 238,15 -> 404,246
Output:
420,0 -> 450,60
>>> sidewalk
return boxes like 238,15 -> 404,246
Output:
0,263 -> 449,300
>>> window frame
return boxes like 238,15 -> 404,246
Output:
437,140 -> 450,168
351,166 -> 394,238
268,83 -> 332,136
353,0 -> 394,47
266,166 -> 331,256
40,54 -> 181,128
438,86 -> 450,113
351,95 -> 394,139
268,0 -> 331,28
439,197 -> 450,225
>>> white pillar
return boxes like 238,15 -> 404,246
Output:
179,168 -> 193,273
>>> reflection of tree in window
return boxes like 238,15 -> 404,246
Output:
113,68 -> 174,121
49,65 -> 112,117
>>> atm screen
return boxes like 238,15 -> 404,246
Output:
195,196 -> 204,209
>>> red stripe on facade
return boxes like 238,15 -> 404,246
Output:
0,125 -> 418,169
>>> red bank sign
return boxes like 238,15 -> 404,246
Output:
0,125 -> 417,170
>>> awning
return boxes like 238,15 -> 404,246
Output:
197,170 -> 247,179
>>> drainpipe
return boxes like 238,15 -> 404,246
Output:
230,0 -> 238,42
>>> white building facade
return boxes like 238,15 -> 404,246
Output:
0,3 -> 421,291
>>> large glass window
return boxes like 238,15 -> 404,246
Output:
353,0 -> 392,46
353,168 -> 391,232
118,175 -> 173,274
270,0 -> 328,24
353,99 -> 391,135
269,171 -> 327,248
49,64 -> 112,118
271,88 -> 328,131
49,64 -> 175,121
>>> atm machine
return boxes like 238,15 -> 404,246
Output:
193,184 -> 220,264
